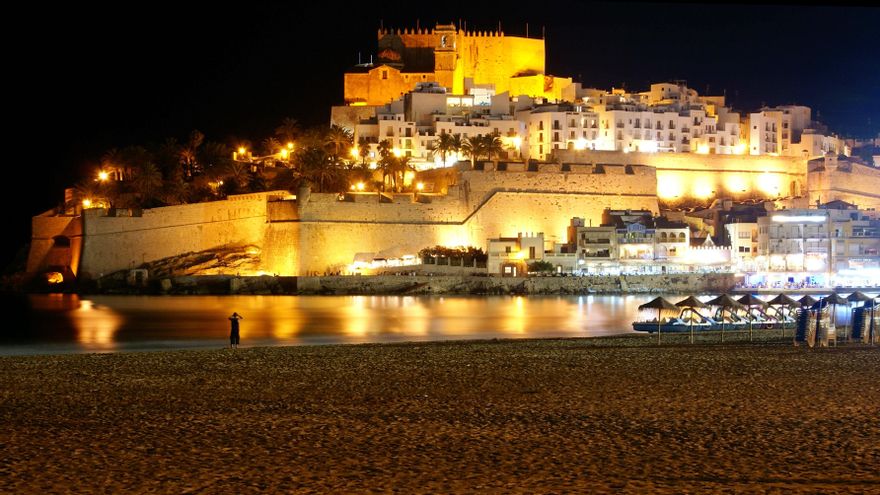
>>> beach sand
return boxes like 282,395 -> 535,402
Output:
2,334 -> 878,493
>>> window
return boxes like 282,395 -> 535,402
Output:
529,246 -> 536,258
382,70 -> 388,80
505,246 -> 511,253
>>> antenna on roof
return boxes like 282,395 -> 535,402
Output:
358,52 -> 361,65
416,19 -> 419,30
380,19 -> 383,30
526,22 -> 529,38
542,25 -> 545,39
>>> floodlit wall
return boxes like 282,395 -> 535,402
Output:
807,160 -> 880,210
554,150 -> 806,204
75,193 -> 281,279
26,211 -> 83,278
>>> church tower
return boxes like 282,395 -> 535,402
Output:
433,24 -> 458,92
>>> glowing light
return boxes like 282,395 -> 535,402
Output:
46,272 -> 64,284
238,147 -> 246,155
734,143 -> 747,155
692,178 -> 715,199
638,140 -> 658,153
573,138 -> 588,151
725,175 -> 748,194
771,215 -> 827,223
279,149 -> 288,159
392,148 -> 403,157
416,182 -> 424,191
98,171 -> 109,181
287,142 -> 294,150
350,147 -> 359,158
757,172 -> 782,196
512,137 -> 522,148
356,182 -> 365,191
657,175 -> 684,200
696,143 -> 710,154
350,185 -> 356,190
82,199 -> 92,208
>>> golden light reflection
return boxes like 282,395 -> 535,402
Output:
73,299 -> 121,350
696,143 -> 710,154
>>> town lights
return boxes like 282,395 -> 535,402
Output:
416,182 -> 424,191
238,147 -> 246,155
82,199 -> 92,208
356,182 -> 365,191
98,171 -> 109,181
286,142 -> 294,150
280,149 -> 289,159
392,148 -> 403,157
350,147 -> 359,158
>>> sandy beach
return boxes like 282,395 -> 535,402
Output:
2,334 -> 878,493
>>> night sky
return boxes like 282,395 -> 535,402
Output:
6,1 -> 878,269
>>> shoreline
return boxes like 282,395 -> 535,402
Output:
2,335 -> 878,492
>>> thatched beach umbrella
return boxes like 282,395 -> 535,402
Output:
706,295 -> 746,343
798,295 -> 818,307
767,294 -> 800,338
738,294 -> 769,342
676,296 -> 709,344
639,296 -> 679,344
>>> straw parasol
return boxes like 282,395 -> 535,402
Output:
738,294 -> 769,342
676,296 -> 709,344
707,295 -> 746,343
639,297 -> 679,344
798,295 -> 818,307
767,294 -> 800,338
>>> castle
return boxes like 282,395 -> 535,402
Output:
25,22 -> 880,285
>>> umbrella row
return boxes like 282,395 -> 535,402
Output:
638,292 -> 879,344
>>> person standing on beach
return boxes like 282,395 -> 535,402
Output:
229,312 -> 243,349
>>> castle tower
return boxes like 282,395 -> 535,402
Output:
433,24 -> 458,91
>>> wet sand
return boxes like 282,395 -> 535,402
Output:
2,333 -> 879,493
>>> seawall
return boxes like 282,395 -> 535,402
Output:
90,273 -> 739,295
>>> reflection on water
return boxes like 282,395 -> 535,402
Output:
4,293 -> 841,355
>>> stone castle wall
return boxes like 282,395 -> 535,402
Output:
807,161 -> 880,210
74,192 -> 286,279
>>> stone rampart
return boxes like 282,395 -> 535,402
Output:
76,192 -> 283,279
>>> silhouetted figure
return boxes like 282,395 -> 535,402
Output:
229,312 -> 243,349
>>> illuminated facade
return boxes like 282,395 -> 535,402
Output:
754,204 -> 880,286
344,24 -> 566,106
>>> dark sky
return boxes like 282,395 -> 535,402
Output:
6,1 -> 879,268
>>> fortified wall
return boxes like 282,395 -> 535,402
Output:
553,150 -> 807,204
28,192 -> 287,281
263,165 -> 658,275
806,155 -> 880,209
29,167 -> 659,279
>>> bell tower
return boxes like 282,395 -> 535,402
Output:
433,24 -> 457,91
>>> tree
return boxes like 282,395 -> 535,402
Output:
357,137 -> 371,166
261,137 -> 282,157
179,130 -> 205,178
484,132 -> 505,161
376,140 -> 394,191
199,141 -> 233,178
528,260 -> 555,273
461,135 -> 486,165
275,117 -> 300,144
132,163 -> 164,207
325,124 -> 353,163
429,132 -> 459,166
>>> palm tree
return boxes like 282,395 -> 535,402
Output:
484,132 -> 505,161
461,135 -> 486,165
275,117 -> 300,144
179,130 -> 205,178
430,132 -> 458,166
325,125 -> 353,161
394,155 -> 415,192
357,137 -> 371,166
225,162 -> 250,190
376,140 -> 394,191
132,163 -> 164,207
261,137 -> 282,157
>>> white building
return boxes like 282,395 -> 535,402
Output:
754,202 -> 880,287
